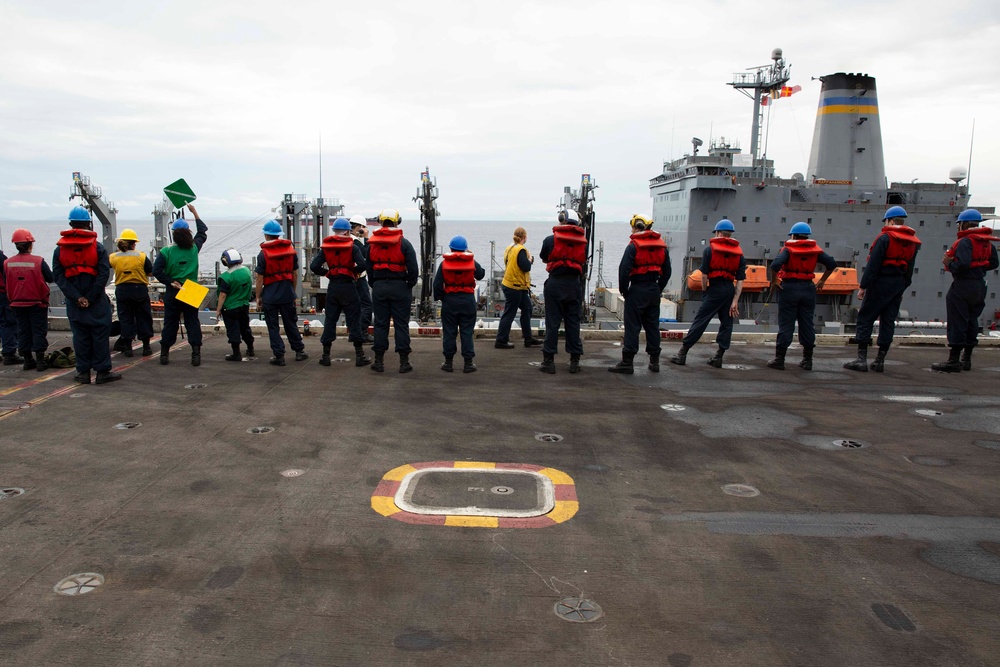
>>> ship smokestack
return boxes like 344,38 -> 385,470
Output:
806,73 -> 885,189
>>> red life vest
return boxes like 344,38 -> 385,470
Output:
629,231 -> 667,277
546,225 -> 587,273
4,254 -> 50,307
56,229 -> 99,278
260,239 -> 296,285
320,235 -> 357,279
441,252 -> 477,294
944,227 -> 997,269
707,237 -> 744,280
368,227 -> 407,272
873,225 -> 921,268
779,239 -> 823,281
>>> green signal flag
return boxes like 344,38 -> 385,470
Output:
163,179 -> 197,208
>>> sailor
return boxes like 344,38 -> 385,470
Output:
609,214 -> 671,374
108,229 -> 154,357
434,235 -> 485,372
3,228 -> 53,372
766,222 -> 837,370
53,206 -> 121,384
0,244 -> 25,366
844,206 -> 921,372
494,226 -> 543,349
539,210 -> 588,374
152,204 -> 208,366
349,214 -> 375,344
215,249 -> 255,361
671,219 -> 746,368
365,208 -> 418,373
310,217 -> 371,368
255,220 -> 308,366
931,209 -> 999,372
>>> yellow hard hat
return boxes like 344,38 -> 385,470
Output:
378,208 -> 401,224
630,214 -> 653,230
118,228 -> 139,242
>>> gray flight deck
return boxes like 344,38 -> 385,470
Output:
2,330 -> 1000,666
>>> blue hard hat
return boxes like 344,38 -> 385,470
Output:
957,208 -> 983,223
332,217 -> 351,231
171,219 -> 190,231
262,220 -> 283,236
449,235 -> 469,252
714,219 -> 735,232
68,206 -> 91,223
789,222 -> 812,236
883,206 -> 908,221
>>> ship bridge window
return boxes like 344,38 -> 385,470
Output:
827,218 -> 832,225
741,216 -> 747,222
946,220 -> 951,227
781,217 -> 787,224
824,242 -> 830,248
866,219 -> 872,226
703,215 -> 708,222
807,218 -> 813,224
755,216 -> 760,223
864,243 -> 870,249
920,221 -> 925,227
914,267 -> 919,274
911,291 -> 917,297
992,292 -> 996,299
753,240 -> 758,246
938,292 -> 943,298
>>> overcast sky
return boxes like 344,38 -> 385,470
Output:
2,0 -> 998,224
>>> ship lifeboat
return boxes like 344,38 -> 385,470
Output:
815,267 -> 859,294
685,264 -> 770,292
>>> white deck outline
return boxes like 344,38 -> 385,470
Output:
394,467 -> 555,518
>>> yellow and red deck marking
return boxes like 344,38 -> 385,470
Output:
371,461 -> 578,528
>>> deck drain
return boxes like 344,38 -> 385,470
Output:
907,456 -> 953,467
871,603 -> 916,632
535,433 -> 564,442
114,422 -> 141,430
833,439 -> 868,449
491,486 -> 513,495
1,487 -> 25,500
247,426 -> 274,434
554,597 -> 603,623
660,404 -> 687,411
281,469 -> 305,477
185,383 -> 208,389
914,409 -> 944,417
722,484 -> 760,497
70,393 -> 87,398
54,573 -> 104,596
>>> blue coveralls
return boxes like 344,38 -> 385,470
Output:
53,241 -> 114,375
365,234 -> 419,354
496,246 -> 535,345
945,235 -> 999,347
434,259 -> 486,360
0,250 -> 19,356
682,246 -> 747,350
310,242 -> 367,345
539,234 -> 587,357
769,247 -> 837,349
619,242 -> 671,356
152,219 -> 208,350
855,234 -> 918,349
255,253 -> 304,358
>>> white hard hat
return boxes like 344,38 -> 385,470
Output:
348,214 -> 367,226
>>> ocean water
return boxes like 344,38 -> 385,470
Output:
0,218 -> 633,289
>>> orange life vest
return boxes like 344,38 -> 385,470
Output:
629,231 -> 667,277
944,227 -> 997,269
546,225 -> 587,273
707,237 -> 743,280
872,225 -> 921,269
4,254 -> 50,307
779,239 -> 823,281
56,229 -> 99,278
320,235 -> 357,279
441,252 -> 477,294
260,239 -> 296,285
368,227 -> 407,272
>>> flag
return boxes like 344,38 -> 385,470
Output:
761,84 -> 801,106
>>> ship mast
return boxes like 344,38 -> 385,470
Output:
728,48 -> 791,167
413,167 -> 439,323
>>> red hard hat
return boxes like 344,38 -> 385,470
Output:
11,228 -> 35,244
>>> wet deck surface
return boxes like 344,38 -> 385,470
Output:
2,331 -> 1000,666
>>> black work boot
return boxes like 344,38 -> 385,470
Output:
767,346 -> 787,370
569,354 -> 581,373
539,352 -> 555,374
961,345 -> 974,371
191,345 -> 201,367
609,351 -> 635,375
73,371 -> 91,385
354,342 -> 371,367
113,337 -> 128,353
799,346 -> 814,370
22,350 -> 36,371
869,347 -> 888,373
35,351 -> 49,372
121,339 -> 134,357
226,343 -> 242,362
707,348 -> 725,368
441,355 -> 454,372
319,343 -> 332,366
269,355 -> 286,366
931,346 -> 963,373
670,346 -> 689,366
843,344 -> 868,372
294,350 -> 309,361
2,351 -> 24,365
648,352 -> 660,373
399,351 -> 413,374
524,337 -> 543,348
95,370 -> 122,384
160,345 -> 170,365
463,358 -> 477,373
141,339 -> 153,356
246,345 -> 255,358
372,350 -> 385,372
